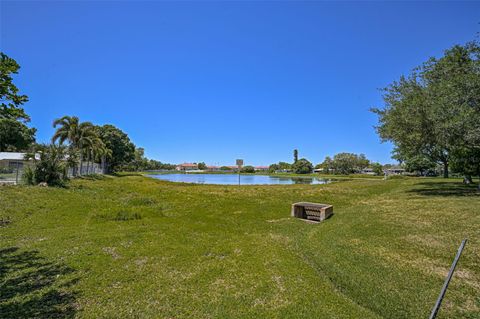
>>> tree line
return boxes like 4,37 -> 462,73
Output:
268,150 -> 385,175
3,37 -> 479,183
0,52 -> 174,185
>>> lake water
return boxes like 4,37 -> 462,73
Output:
149,173 -> 332,185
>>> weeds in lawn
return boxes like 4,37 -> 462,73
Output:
125,197 -> 157,206
114,210 -> 142,221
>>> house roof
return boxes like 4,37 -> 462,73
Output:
177,163 -> 198,167
0,152 -> 39,161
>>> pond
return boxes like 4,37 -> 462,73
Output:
148,173 -> 332,185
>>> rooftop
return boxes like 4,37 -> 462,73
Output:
0,152 -> 40,161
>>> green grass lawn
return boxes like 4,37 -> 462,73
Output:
1,176 -> 479,318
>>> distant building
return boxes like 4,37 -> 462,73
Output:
176,163 -> 198,171
206,165 -> 221,172
254,166 -> 269,172
360,168 -> 376,175
0,152 -> 38,169
385,168 -> 405,175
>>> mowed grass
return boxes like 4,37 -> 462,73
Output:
0,176 -> 479,318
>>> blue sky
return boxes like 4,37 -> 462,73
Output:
1,1 -> 478,166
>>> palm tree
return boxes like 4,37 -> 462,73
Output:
84,136 -> 104,174
52,116 -> 98,176
77,123 -> 98,175
52,116 -> 80,146
53,116 -> 79,175
92,139 -> 112,174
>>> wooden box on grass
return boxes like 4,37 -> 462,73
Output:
291,202 -> 333,222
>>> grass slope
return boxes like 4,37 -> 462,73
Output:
0,176 -> 479,318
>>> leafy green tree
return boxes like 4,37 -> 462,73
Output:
450,148 -> 480,184
145,160 -> 175,171
331,153 -> 360,174
318,156 -> 333,174
372,41 -> 480,178
220,166 -> 231,171
371,162 -> 384,176
293,149 -> 298,163
241,165 -> 255,173
269,162 -> 291,173
128,147 -> 148,171
95,124 -> 135,172
0,53 -> 30,121
404,155 -> 437,176
278,162 -> 291,171
357,154 -> 370,170
0,53 -> 36,151
292,158 -> 313,174
0,119 -> 35,151
197,162 -> 207,170
268,163 -> 279,173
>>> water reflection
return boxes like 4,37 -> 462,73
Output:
149,173 -> 331,185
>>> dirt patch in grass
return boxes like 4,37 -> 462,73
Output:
102,247 -> 121,260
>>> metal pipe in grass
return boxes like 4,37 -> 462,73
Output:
429,238 -> 467,319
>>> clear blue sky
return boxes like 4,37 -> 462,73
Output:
1,1 -> 478,165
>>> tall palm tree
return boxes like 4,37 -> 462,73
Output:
52,116 -> 98,176
52,116 -> 80,147
77,123 -> 97,175
92,139 -> 112,174
84,136 -> 103,174
53,116 -> 80,175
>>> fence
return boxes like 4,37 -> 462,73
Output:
0,161 -> 28,185
67,162 -> 104,178
0,161 -> 104,185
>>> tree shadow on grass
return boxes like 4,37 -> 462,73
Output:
0,247 -> 79,318
408,181 -> 480,197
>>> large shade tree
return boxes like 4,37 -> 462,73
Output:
0,119 -> 35,151
372,41 -> 480,178
292,158 -> 313,174
95,124 -> 135,172
329,152 -> 370,175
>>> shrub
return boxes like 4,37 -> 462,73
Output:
22,166 -> 35,185
0,167 -> 13,174
22,144 -> 69,187
241,165 -> 255,173
371,163 -> 384,176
